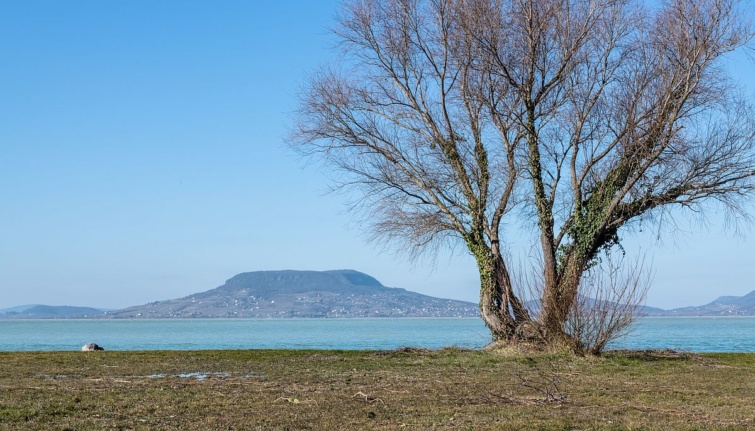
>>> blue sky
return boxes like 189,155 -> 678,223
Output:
1,1 -> 753,310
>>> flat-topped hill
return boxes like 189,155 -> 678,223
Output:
107,269 -> 479,318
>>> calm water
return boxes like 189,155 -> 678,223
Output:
0,317 -> 753,352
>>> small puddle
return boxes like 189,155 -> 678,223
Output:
176,372 -> 230,380
40,372 -> 265,381
144,371 -> 264,380
43,374 -> 72,380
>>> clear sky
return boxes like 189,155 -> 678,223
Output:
1,1 -> 753,311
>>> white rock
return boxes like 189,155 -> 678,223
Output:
81,343 -> 104,351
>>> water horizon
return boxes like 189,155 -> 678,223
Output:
1,316 -> 753,353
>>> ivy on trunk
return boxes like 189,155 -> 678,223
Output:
292,0 -> 755,351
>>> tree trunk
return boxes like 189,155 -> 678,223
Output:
538,242 -> 598,347
474,249 -> 533,343
539,269 -> 581,346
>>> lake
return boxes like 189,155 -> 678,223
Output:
0,317 -> 753,352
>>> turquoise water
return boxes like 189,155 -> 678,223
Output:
0,317 -> 753,352
611,317 -> 755,352
0,318 -> 491,351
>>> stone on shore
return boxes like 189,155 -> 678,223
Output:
81,343 -> 104,351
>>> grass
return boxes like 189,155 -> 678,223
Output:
0,348 -> 753,430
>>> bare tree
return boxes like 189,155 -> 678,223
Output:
565,253 -> 651,354
292,0 -> 755,348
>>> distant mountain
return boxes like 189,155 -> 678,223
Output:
106,269 -> 480,318
0,305 -> 106,319
637,304 -> 668,315
0,304 -> 42,314
4,273 -> 752,319
649,290 -> 755,316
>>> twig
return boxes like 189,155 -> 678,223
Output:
352,391 -> 384,404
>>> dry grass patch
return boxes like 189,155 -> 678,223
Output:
0,349 -> 752,430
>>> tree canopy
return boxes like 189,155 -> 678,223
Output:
293,0 -> 755,350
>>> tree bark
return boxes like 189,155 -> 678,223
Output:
539,259 -> 583,345
473,244 -> 533,342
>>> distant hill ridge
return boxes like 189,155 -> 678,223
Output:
713,290 -> 755,307
0,305 -> 106,318
108,269 -> 479,319
654,289 -> 755,316
2,270 -> 753,318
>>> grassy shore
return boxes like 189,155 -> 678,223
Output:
0,348 -> 753,430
